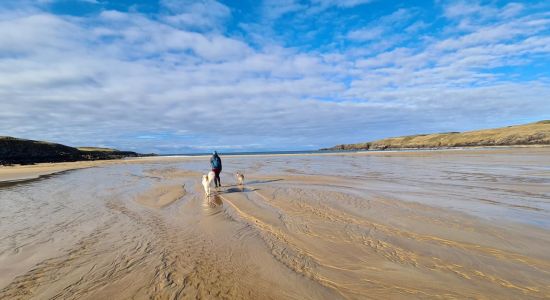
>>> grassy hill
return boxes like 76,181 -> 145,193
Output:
0,137 -> 141,165
324,120 -> 550,151
77,147 -> 119,152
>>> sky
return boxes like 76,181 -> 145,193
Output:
0,0 -> 549,153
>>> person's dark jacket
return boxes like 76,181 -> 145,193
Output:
210,154 -> 222,170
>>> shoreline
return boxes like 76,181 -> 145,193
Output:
0,160 -> 103,183
1,147 -> 549,298
160,144 -> 550,157
320,143 -> 550,152
0,156 -> 205,183
1,146 -> 548,184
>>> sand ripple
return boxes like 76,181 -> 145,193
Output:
1,149 -> 550,299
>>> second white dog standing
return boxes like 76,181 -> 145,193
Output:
235,172 -> 245,186
202,171 -> 216,196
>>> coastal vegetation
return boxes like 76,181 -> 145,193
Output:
324,121 -> 550,151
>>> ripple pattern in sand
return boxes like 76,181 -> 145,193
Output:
1,149 -> 550,299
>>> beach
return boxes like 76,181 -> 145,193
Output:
1,148 -> 550,299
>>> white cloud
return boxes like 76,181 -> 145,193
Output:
500,3 -> 524,18
261,0 -> 306,21
261,0 -> 377,21
346,8 -> 414,43
347,27 -> 384,41
443,0 -> 496,20
405,20 -> 428,33
311,0 -> 375,9
0,1 -> 549,152
160,0 -> 231,31
36,0 -> 100,3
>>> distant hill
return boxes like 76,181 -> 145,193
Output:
77,146 -> 119,152
323,121 -> 550,151
0,136 -> 143,165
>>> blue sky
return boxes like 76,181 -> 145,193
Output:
0,0 -> 549,153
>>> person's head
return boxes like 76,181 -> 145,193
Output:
213,151 -> 218,156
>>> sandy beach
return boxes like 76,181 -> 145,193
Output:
1,148 -> 550,299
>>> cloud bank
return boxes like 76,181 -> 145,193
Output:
0,0 -> 549,153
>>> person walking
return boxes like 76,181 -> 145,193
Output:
210,151 -> 222,187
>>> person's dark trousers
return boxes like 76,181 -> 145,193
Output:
212,168 -> 221,187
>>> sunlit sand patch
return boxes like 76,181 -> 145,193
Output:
1,148 -> 550,299
143,168 -> 201,180
135,184 -> 186,208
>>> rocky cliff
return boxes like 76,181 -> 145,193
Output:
0,137 -> 141,165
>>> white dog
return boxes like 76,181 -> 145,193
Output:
235,172 -> 245,186
202,171 -> 216,196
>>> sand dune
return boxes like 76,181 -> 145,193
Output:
1,148 -> 549,299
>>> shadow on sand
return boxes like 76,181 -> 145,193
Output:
205,178 -> 282,199
221,186 -> 258,194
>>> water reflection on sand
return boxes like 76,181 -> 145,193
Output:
1,148 -> 549,299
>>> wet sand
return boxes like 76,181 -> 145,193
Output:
1,148 -> 549,299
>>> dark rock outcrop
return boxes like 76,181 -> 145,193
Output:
0,137 -> 141,165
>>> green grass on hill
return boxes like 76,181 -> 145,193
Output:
77,147 -> 119,152
325,120 -> 550,150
